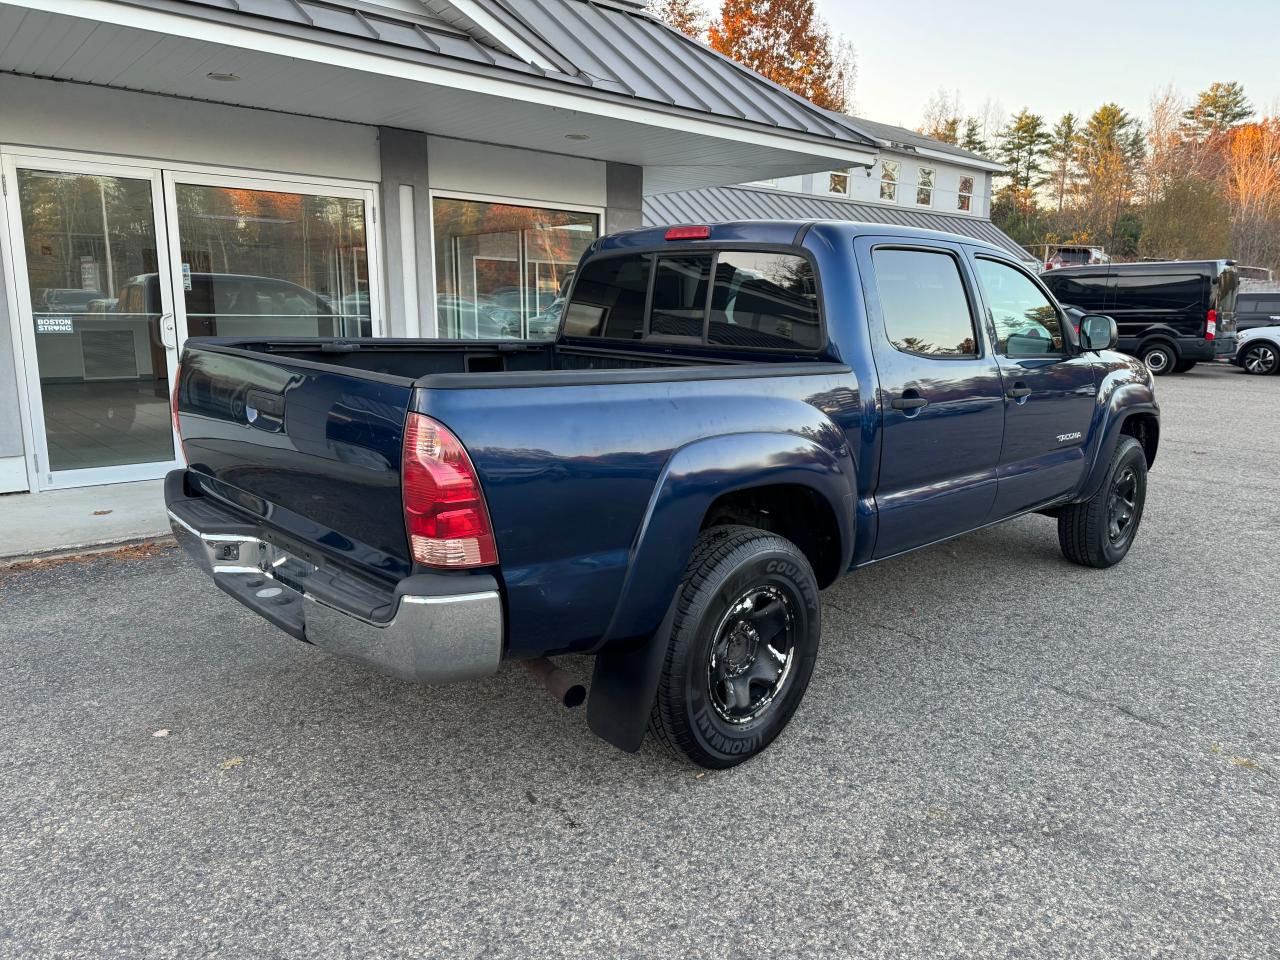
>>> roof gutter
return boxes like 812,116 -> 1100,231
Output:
910,143 -> 1005,174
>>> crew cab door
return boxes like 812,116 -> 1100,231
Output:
856,240 -> 1006,559
969,254 -> 1098,518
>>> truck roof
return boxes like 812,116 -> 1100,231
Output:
599,219 -> 1012,259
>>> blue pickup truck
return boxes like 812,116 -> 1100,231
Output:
167,221 -> 1160,768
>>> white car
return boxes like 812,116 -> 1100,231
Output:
1233,325 -> 1280,375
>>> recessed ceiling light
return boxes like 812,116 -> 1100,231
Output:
207,72 -> 241,82
564,133 -> 590,141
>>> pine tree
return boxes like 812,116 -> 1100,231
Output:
708,0 -> 853,112
646,0 -> 707,40
994,110 -> 1049,236
959,117 -> 986,155
1046,113 -> 1078,213
1182,81 -> 1253,138
1075,103 -> 1145,251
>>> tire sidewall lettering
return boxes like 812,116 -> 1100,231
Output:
688,549 -> 820,763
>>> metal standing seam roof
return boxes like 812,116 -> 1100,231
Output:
644,185 -> 1036,262
838,114 -> 999,166
121,0 -> 878,149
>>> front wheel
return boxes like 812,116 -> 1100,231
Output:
1241,342 -> 1280,375
649,525 -> 821,769
1058,436 -> 1148,568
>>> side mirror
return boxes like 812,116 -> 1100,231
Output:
1080,314 -> 1118,352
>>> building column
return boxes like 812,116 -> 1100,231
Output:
605,162 -> 644,234
0,239 -> 30,493
377,128 -> 435,338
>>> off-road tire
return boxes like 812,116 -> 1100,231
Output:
1058,436 -> 1147,569
649,525 -> 821,769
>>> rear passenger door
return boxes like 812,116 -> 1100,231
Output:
856,240 -> 1006,559
970,255 -> 1098,517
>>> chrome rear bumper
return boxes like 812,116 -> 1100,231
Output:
167,500 -> 503,685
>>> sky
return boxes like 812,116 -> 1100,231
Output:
701,0 -> 1280,129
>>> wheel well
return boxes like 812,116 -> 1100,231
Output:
701,484 -> 842,588
1121,413 -> 1159,468
1140,337 -> 1179,358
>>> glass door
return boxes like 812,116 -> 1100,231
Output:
162,173 -> 380,344
3,155 -> 180,489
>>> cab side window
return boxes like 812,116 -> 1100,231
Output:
872,248 -> 978,358
974,258 -> 1066,357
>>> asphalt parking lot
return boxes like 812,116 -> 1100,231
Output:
1,361 -> 1277,959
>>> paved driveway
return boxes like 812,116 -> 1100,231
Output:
1,363 -> 1277,959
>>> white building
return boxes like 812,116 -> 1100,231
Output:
0,0 -> 881,498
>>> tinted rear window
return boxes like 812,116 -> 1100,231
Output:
563,249 -> 821,351
562,254 -> 650,340
650,255 -> 712,338
708,252 -> 821,350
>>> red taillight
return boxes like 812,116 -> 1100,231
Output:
170,362 -> 187,461
1206,308 -> 1217,340
402,413 -> 497,568
665,225 -> 711,241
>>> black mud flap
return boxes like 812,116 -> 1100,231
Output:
586,595 -> 679,753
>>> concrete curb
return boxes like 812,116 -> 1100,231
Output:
0,535 -> 178,571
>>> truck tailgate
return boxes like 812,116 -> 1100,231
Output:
176,345 -> 415,582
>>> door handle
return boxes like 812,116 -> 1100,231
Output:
890,392 -> 929,411
159,313 -> 177,349
1006,383 -> 1032,399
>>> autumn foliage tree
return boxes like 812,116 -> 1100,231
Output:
645,0 -> 707,39
707,0 -> 853,112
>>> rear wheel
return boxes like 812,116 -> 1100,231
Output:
649,525 -> 821,769
1241,342 -> 1280,375
1058,436 -> 1147,569
1140,342 -> 1177,376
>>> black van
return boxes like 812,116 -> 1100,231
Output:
1236,292 -> 1280,333
1041,261 -> 1239,375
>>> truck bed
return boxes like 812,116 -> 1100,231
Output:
175,337 -> 856,659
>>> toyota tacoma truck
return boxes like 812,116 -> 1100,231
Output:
166,221 -> 1160,768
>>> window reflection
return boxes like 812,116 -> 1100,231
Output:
174,184 -> 370,338
974,258 -> 1065,356
17,169 -> 175,472
432,198 -> 598,340
874,248 -> 978,357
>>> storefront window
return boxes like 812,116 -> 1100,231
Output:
173,184 -> 371,339
432,198 -> 598,340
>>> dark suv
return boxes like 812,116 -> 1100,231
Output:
1236,292 -> 1280,334
1041,261 -> 1239,375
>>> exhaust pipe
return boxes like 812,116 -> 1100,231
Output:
522,657 -> 586,709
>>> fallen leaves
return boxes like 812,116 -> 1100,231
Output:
218,757 -> 245,771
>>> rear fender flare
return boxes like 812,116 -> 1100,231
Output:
586,431 -> 854,752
